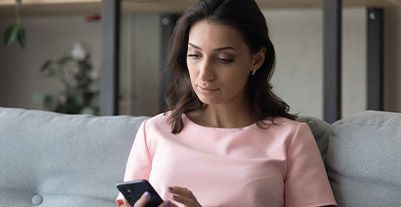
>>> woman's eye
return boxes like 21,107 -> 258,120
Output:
187,54 -> 201,59
218,58 -> 234,64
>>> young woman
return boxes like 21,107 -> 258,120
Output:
116,0 -> 337,206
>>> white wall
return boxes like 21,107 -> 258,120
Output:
265,8 -> 367,119
119,14 -> 160,116
342,9 -> 367,118
266,9 -> 324,118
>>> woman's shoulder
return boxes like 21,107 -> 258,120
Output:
145,111 -> 170,123
258,116 -> 311,136
142,111 -> 172,130
265,116 -> 303,128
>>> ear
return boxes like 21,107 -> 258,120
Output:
251,47 -> 266,72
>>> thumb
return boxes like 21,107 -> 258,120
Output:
135,192 -> 151,207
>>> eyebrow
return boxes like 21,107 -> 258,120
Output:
188,43 -> 237,51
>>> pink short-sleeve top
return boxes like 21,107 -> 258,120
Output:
123,113 -> 337,207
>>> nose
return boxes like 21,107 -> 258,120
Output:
199,59 -> 215,81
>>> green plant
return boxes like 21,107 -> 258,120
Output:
34,42 -> 99,115
3,0 -> 26,48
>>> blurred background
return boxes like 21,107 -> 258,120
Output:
0,0 -> 400,120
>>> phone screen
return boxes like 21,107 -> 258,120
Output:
117,179 -> 163,207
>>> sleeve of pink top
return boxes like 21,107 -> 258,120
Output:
123,120 -> 152,181
285,123 -> 337,207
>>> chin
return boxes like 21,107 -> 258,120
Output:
197,96 -> 225,106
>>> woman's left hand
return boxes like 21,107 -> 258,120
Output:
168,186 -> 202,207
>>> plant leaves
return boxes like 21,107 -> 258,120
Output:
59,56 -> 72,64
4,24 -> 19,47
80,107 -> 95,115
17,27 -> 26,48
39,60 -> 58,78
40,60 -> 53,72
33,93 -> 45,103
43,94 -> 56,110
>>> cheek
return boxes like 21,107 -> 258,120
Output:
226,74 -> 249,89
226,62 -> 252,81
221,66 -> 251,90
186,59 -> 196,74
186,64 -> 197,85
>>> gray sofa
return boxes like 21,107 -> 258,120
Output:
0,106 -> 400,207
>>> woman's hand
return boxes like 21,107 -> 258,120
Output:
115,193 -> 131,207
116,192 -> 173,207
168,186 -> 202,207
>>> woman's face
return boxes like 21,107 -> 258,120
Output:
186,20 -> 265,107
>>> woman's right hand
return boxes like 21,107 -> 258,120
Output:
116,192 -> 174,207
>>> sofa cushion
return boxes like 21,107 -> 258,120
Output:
327,110 -> 401,207
0,107 -> 146,207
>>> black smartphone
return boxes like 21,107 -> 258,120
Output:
117,179 -> 164,207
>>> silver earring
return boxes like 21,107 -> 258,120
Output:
251,69 -> 256,76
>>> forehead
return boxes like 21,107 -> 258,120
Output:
188,20 -> 248,50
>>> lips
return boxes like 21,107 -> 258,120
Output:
197,84 -> 219,93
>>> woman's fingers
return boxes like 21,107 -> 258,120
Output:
117,192 -> 174,207
166,202 -> 179,207
133,192 -> 151,207
168,186 -> 201,207
158,200 -> 177,207
171,194 -> 197,206
168,187 -> 195,199
116,199 -> 132,207
116,199 -> 124,207
116,193 -> 131,207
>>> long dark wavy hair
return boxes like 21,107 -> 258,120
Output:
165,0 -> 296,134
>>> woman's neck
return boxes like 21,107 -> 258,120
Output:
187,101 -> 256,128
